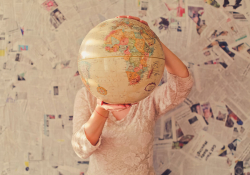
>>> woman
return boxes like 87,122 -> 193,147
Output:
71,16 -> 194,175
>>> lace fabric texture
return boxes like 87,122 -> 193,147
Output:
71,69 -> 194,175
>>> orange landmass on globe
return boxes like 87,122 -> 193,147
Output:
126,71 -> 141,85
97,86 -> 107,95
104,18 -> 157,86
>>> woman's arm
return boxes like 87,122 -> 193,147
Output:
160,41 -> 189,78
116,15 -> 193,120
84,106 -> 109,146
145,42 -> 194,120
72,88 -> 131,159
71,88 -> 108,159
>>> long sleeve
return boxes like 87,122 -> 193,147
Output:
71,87 -> 102,159
149,69 -> 194,121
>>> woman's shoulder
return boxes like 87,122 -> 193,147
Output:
76,86 -> 91,97
76,86 -> 97,107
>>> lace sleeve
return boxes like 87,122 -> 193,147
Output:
71,88 -> 102,159
150,69 -> 194,121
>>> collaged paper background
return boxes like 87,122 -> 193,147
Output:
0,0 -> 250,174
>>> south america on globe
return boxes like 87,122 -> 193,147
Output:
78,17 -> 165,104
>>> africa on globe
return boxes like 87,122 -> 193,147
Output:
78,17 -> 165,104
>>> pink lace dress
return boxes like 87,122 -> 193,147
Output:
71,70 -> 194,175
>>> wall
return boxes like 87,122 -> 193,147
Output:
0,0 -> 250,174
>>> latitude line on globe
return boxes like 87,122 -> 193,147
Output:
78,56 -> 165,61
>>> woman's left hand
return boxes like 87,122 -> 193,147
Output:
116,15 -> 149,26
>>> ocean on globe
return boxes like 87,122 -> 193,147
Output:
78,18 -> 165,104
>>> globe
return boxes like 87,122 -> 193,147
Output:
78,17 -> 165,104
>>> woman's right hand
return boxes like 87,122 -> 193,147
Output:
97,99 -> 132,112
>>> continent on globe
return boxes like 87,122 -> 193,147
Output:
97,86 -> 107,96
103,19 -> 157,86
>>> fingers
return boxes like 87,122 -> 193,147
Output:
99,101 -> 137,112
107,108 -> 126,112
140,20 -> 149,26
104,104 -> 132,111
104,104 -> 126,108
116,15 -> 127,18
116,16 -> 140,21
102,101 -> 109,105
131,102 -> 138,105
127,16 -> 140,21
116,15 -> 149,26
119,104 -> 132,108
96,99 -> 104,106
115,104 -> 124,108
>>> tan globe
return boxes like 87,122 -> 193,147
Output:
78,18 -> 165,104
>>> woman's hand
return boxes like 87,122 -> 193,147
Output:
116,15 -> 149,26
97,99 -> 133,112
